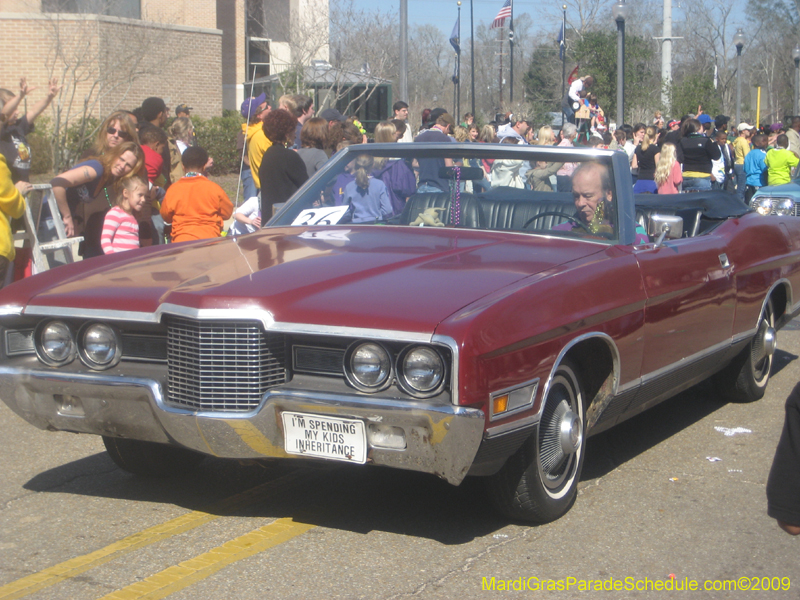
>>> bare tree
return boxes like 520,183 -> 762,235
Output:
38,7 -> 184,170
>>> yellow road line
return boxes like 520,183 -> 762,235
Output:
0,469 -> 310,600
99,518 -> 315,600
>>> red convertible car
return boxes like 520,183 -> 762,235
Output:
0,143 -> 798,523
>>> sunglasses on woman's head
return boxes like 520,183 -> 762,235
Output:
107,126 -> 132,140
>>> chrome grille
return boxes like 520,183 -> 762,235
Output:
166,317 -> 286,411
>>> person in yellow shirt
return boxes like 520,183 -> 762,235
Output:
0,154 -> 25,288
242,93 -> 272,191
733,123 -> 753,201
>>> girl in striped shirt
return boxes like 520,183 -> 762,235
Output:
101,176 -> 147,254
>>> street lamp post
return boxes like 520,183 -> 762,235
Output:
612,0 -> 630,126
793,44 -> 800,117
733,28 -> 746,126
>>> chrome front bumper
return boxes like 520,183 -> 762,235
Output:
0,367 -> 485,485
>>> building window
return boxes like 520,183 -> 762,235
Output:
247,37 -> 270,80
42,0 -> 140,18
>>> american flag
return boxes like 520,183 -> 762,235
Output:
491,0 -> 512,29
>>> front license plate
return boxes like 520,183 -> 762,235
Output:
281,412 -> 367,464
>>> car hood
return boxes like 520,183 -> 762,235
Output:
753,182 -> 800,196
14,227 -> 603,333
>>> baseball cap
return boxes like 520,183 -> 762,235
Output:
697,114 -> 713,124
770,121 -> 785,132
320,108 -> 346,122
175,104 -> 192,115
240,93 -> 267,119
668,119 -> 680,128
738,122 -> 754,131
714,114 -> 730,127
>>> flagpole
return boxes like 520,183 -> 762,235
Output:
499,26 -> 503,108
470,0 -> 475,119
457,2 -> 461,123
561,4 -> 567,125
509,0 -> 514,103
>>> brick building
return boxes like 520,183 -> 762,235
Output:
0,0 -> 328,118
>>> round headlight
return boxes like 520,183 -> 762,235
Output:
398,346 -> 445,396
775,198 -> 794,216
36,321 -> 75,365
754,197 -> 773,216
346,342 -> 392,391
79,323 -> 120,369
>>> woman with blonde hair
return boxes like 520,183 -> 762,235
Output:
91,111 -> 139,156
371,120 -> 416,215
654,142 -> 682,194
478,124 -> 497,144
167,116 -> 194,182
372,120 -> 397,168
633,125 -> 660,193
453,125 -> 469,142
536,125 -> 556,146
50,140 -> 144,257
170,117 -> 194,154
343,154 -> 392,222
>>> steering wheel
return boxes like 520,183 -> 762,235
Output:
523,211 -> 591,232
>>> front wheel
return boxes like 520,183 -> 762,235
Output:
715,299 -> 776,403
487,359 -> 586,523
103,436 -> 205,477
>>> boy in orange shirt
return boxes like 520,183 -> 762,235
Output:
160,147 -> 233,243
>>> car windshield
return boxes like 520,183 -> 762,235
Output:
270,143 -> 624,244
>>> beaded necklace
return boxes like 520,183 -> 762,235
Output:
184,172 -> 203,178
103,187 -> 111,207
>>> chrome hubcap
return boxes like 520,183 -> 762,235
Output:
559,410 -> 583,456
751,310 -> 775,382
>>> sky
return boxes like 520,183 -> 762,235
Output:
349,0 -> 564,38
347,0 -> 749,41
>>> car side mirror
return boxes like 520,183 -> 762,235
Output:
648,214 -> 684,247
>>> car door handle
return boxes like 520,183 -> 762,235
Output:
719,253 -> 731,269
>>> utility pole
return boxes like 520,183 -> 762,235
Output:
661,0 -> 671,112
399,0 -> 408,104
470,0 -> 475,118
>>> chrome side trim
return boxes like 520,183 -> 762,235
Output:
485,413 -> 539,438
540,332 -> 621,417
761,278 -> 794,325
22,303 -> 436,344
0,305 -> 24,316
617,377 -> 641,395
24,305 -> 159,322
732,327 -> 759,345
268,321 -> 431,343
432,334 -> 459,406
637,337 -> 733,385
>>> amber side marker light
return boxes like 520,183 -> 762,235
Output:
493,394 -> 509,415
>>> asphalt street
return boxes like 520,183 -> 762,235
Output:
1,327 -> 799,599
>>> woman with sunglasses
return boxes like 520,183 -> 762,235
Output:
89,111 -> 139,156
50,141 -> 144,257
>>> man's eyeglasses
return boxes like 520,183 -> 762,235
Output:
107,126 -> 132,141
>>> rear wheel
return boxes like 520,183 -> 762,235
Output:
716,299 -> 776,403
103,436 -> 205,477
487,359 -> 585,523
